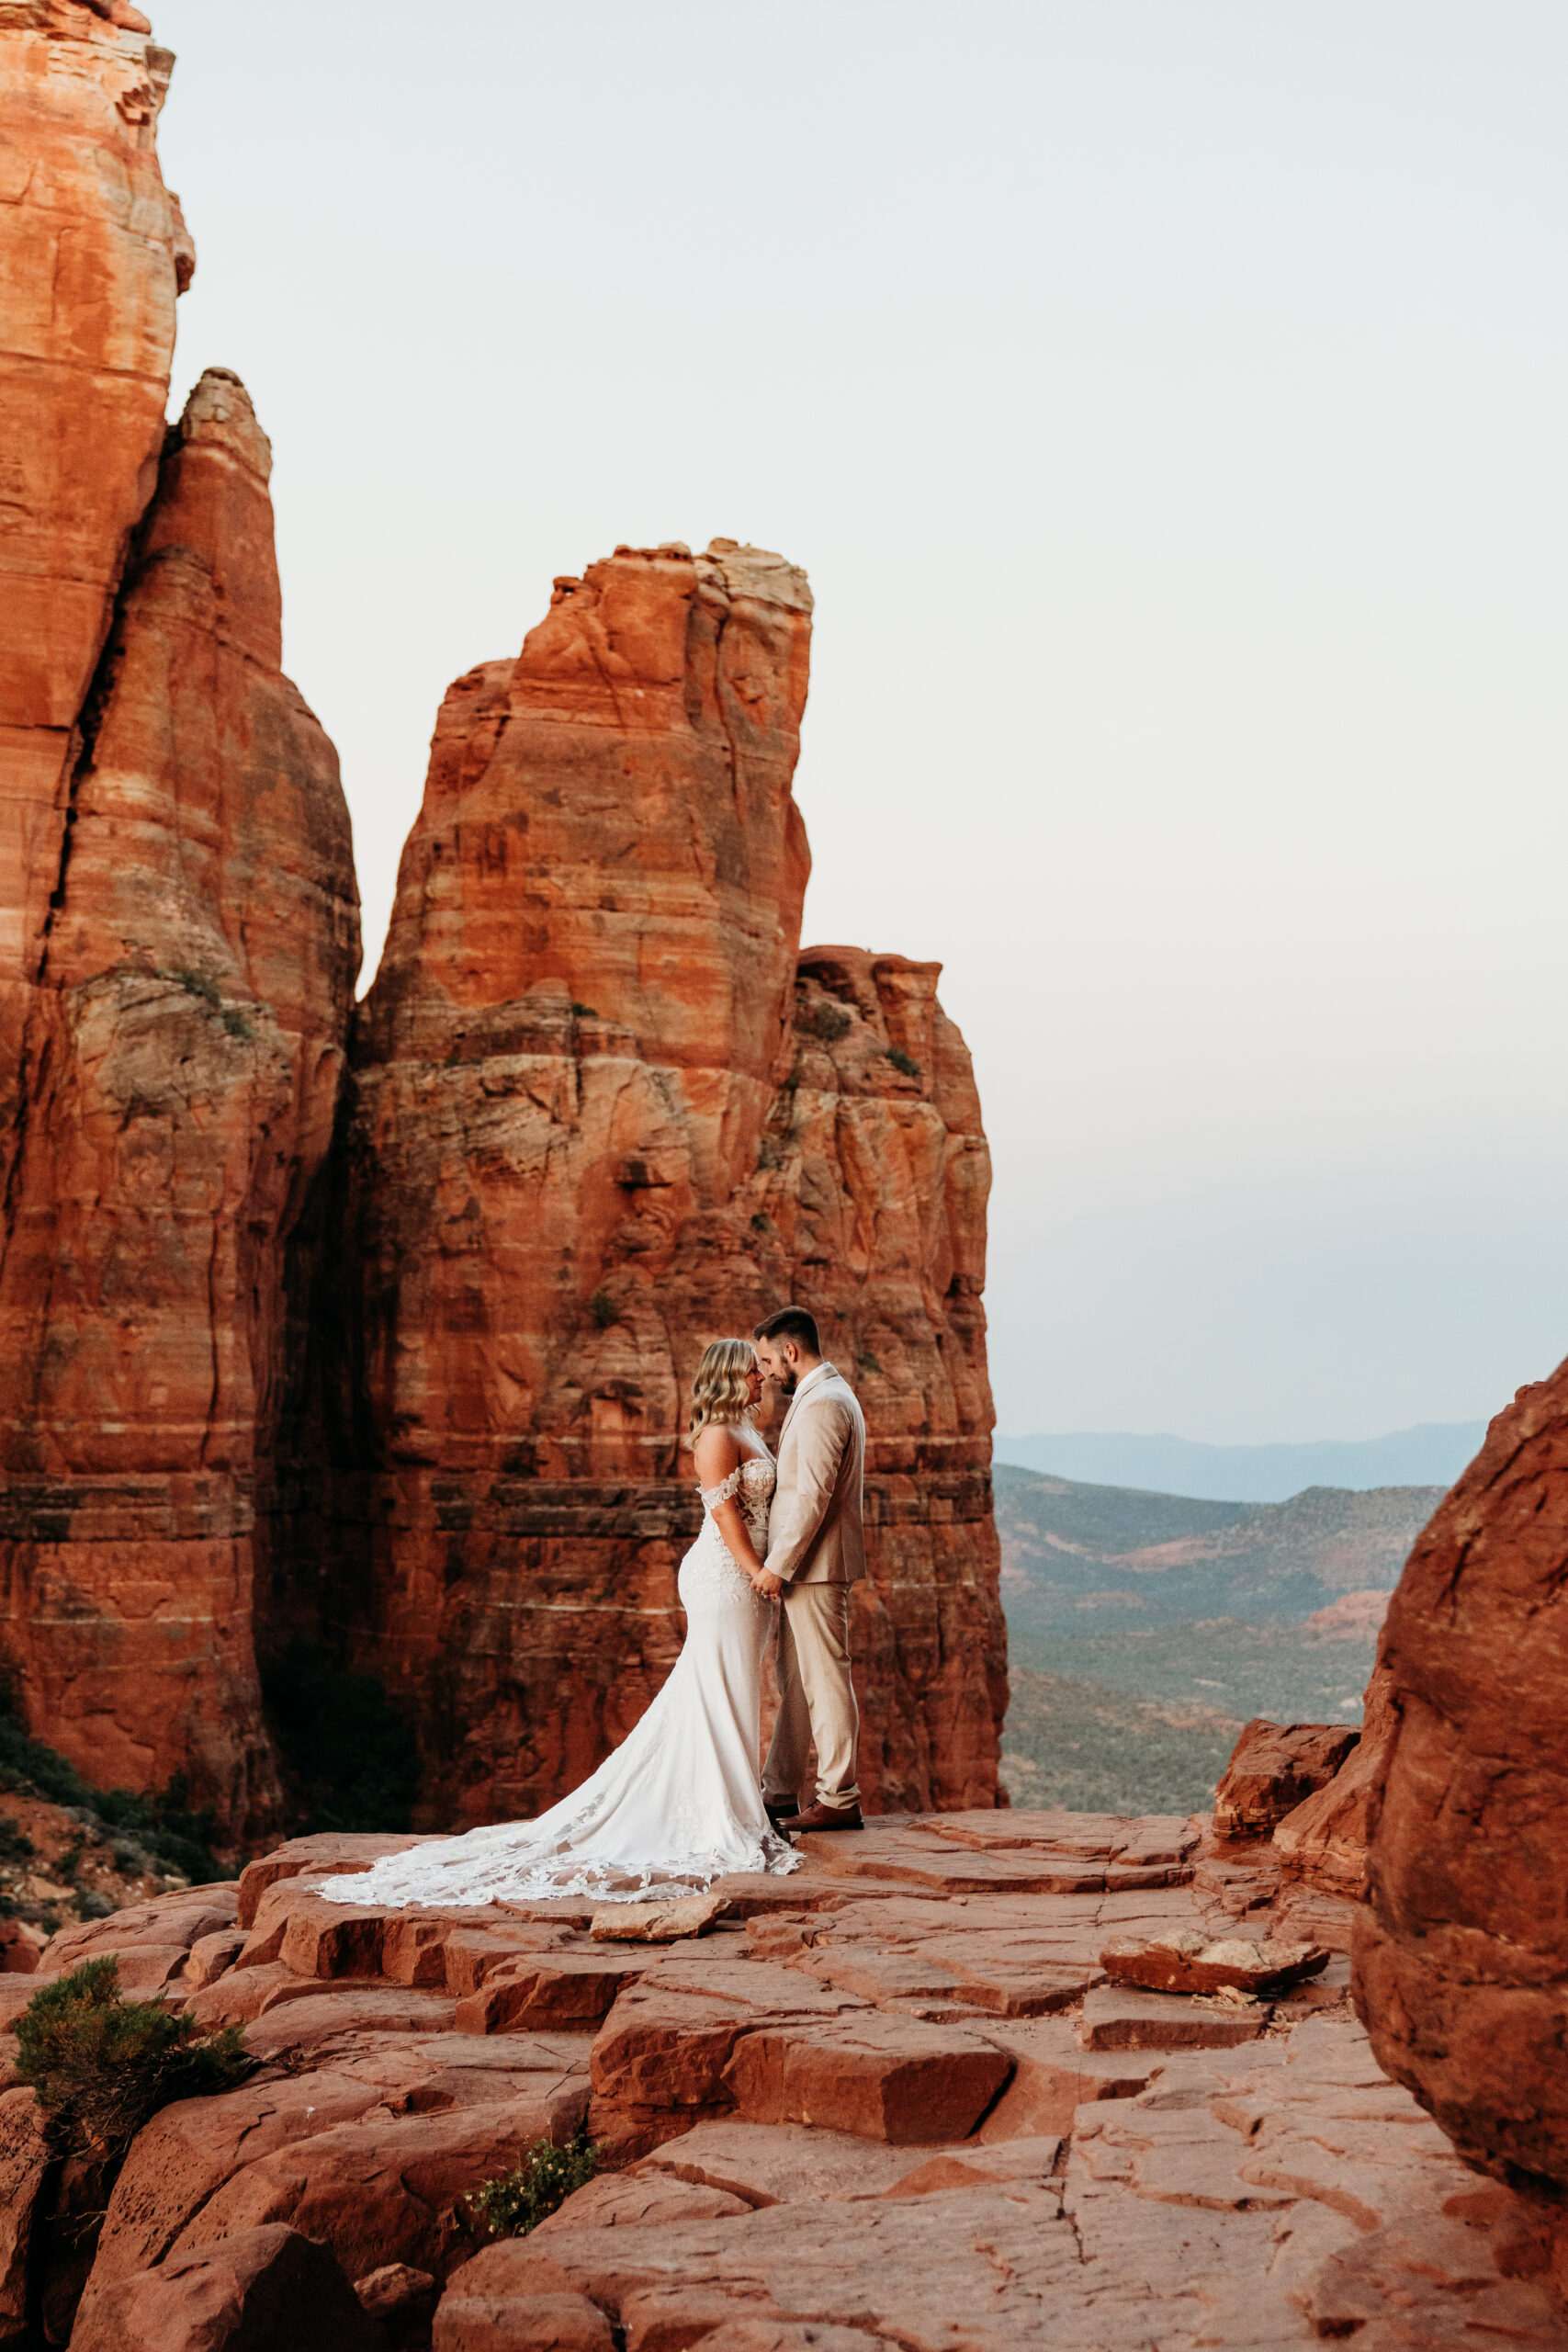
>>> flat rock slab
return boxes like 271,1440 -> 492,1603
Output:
723,2014 -> 1013,2144
1100,1930 -> 1329,1997
591,1893 -> 728,1943
1077,1984 -> 1269,2052
436,2188 -> 1078,2350
634,2118 -> 955,2205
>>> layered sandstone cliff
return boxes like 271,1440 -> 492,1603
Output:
0,365 -> 359,1833
297,544 -> 1005,1826
0,0 -> 193,1188
1355,1363 -> 1568,2219
1,4 -> 1005,1838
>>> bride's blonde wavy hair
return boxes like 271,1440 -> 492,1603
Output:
686,1338 -> 758,1444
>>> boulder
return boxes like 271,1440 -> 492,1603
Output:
70,2222 -> 382,2352
1213,1719 -> 1361,1841
355,2260 -> 438,2346
1355,1360 -> 1568,2213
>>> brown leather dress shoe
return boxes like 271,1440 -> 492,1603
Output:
788,1800 -> 863,1834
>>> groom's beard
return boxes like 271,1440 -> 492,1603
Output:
774,1368 -> 797,1397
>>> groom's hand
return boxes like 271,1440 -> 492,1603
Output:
753,1568 -> 784,1599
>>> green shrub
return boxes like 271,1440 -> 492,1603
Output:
92,1778 -> 222,1885
261,1638 -> 423,1835
464,2130 -> 597,2241
17,1958 -> 254,2158
886,1046 -> 920,1079
801,1000 -> 852,1044
588,1291 -> 617,1329
0,1709 -> 221,1883
0,1815 -> 34,1866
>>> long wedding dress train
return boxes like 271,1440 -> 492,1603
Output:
315,1438 -> 800,1908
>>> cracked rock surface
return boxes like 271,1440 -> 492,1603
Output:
2,1806 -> 1560,2347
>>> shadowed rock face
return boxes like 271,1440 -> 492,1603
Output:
294,548 -> 1005,1826
0,371 -> 359,1835
1354,1363 -> 1568,2209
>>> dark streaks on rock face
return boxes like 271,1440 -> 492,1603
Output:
291,547 -> 1006,1828
0,369 -> 360,1837
1,11 -> 1003,1839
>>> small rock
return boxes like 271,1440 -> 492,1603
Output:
356,2259 -> 438,2345
1100,1930 -> 1329,1996
590,1892 -> 728,1943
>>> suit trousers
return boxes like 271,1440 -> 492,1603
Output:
762,1581 -> 861,1811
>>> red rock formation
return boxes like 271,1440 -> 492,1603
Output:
0,0 -> 193,1187
0,369 -> 359,1832
307,543 -> 1004,1825
1272,1663 -> 1396,1896
1212,1718 -> 1361,1841
28,1815 -> 1568,2346
1355,1368 -> 1568,2212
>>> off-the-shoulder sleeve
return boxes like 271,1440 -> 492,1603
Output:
699,1466 -> 744,1510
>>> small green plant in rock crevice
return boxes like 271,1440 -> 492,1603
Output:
464,2129 -> 598,2240
17,1957 -> 254,2159
588,1291 -> 618,1329
886,1046 -> 920,1079
799,999 -> 852,1045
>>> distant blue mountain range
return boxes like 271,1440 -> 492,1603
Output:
992,1421 -> 1486,1503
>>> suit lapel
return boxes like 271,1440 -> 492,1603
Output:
775,1363 -> 833,1469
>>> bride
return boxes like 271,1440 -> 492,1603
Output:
316,1339 -> 801,1908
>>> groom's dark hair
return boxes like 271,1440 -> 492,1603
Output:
754,1306 -> 820,1356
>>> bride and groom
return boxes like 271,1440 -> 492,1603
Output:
319,1307 -> 866,1911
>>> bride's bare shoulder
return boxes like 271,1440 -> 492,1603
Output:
692,1423 -> 744,1484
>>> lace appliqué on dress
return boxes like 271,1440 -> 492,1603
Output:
313,1431 -> 796,1911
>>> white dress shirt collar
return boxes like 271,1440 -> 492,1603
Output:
792,1360 -> 835,1405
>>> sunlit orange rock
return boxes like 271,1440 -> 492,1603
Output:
0,370 -> 359,1833
307,545 -> 1004,1825
0,0 -> 193,1178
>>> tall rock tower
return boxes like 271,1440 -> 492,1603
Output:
0,6 -> 359,1836
298,543 -> 1006,1825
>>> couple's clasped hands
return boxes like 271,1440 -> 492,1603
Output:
750,1564 -> 784,1600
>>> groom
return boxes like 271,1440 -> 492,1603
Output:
750,1306 -> 867,1834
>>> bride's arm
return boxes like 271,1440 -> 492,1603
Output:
692,1427 -> 768,1584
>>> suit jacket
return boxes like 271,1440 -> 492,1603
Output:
763,1362 -> 866,1587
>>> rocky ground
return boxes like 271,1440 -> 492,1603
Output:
2,1809 -> 1562,2350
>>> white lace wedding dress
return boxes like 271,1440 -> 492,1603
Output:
315,1433 -> 800,1908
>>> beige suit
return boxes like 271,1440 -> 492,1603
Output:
761,1363 -> 865,1811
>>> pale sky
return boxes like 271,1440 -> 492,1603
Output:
152,1 -> 1568,1444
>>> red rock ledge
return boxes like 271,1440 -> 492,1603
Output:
2,1807 -> 1561,2348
